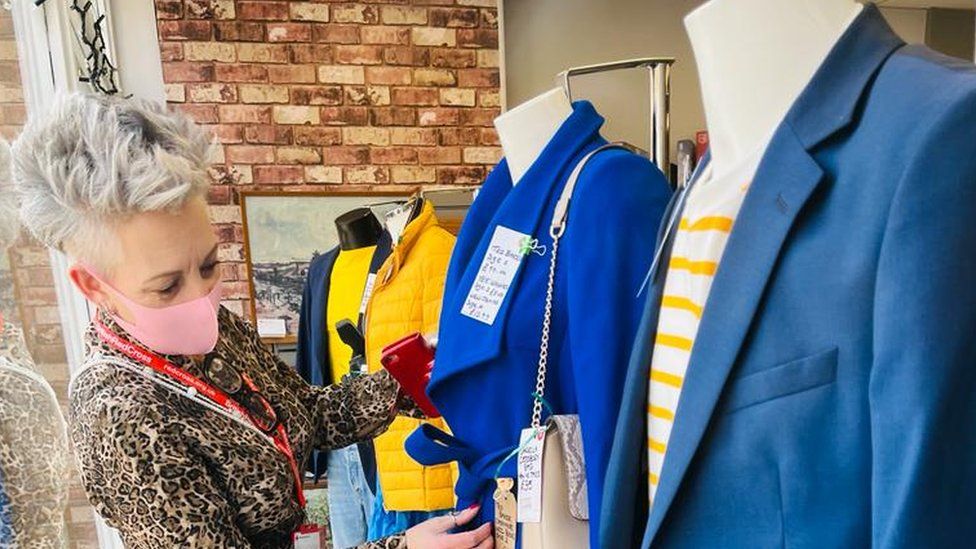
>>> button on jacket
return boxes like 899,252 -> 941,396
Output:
406,101 -> 671,546
601,5 -> 976,548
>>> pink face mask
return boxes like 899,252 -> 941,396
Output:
83,265 -> 223,356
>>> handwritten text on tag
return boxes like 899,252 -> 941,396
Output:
461,226 -> 530,326
517,427 -> 545,523
494,477 -> 517,549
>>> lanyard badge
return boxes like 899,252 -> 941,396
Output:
292,524 -> 327,548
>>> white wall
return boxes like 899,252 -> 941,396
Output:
503,0 -> 707,159
108,0 -> 166,102
879,7 -> 929,43
503,1 -> 946,161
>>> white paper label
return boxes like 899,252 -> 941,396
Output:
257,318 -> 287,338
517,427 -> 545,523
292,530 -> 322,549
460,226 -> 529,326
385,204 -> 412,244
358,273 -> 377,316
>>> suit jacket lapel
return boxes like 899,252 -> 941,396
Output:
644,129 -> 825,542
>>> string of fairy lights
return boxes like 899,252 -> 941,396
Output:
17,0 -> 121,94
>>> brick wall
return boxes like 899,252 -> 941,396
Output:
156,0 -> 503,316
0,10 -> 101,549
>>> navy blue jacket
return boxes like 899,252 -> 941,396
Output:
295,236 -> 391,483
601,5 -> 976,548
295,248 -> 339,392
406,101 -> 671,545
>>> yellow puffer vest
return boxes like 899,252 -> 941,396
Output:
365,201 -> 458,511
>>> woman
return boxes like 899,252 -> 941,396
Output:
0,143 -> 70,549
11,93 -> 492,549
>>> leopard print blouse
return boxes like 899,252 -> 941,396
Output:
0,321 -> 70,549
70,309 -> 409,549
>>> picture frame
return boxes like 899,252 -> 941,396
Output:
240,190 -> 412,343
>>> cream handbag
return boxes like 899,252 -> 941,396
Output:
519,415 -> 589,548
518,143 -> 635,549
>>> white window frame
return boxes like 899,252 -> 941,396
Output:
10,1 -> 165,547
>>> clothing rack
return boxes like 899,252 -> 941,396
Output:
420,187 -> 477,211
557,57 -> 676,181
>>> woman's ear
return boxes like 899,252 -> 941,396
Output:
68,263 -> 110,309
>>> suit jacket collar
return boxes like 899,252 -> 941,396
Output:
787,3 -> 904,149
430,100 -> 605,391
643,5 -> 903,544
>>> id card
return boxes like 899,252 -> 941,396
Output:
461,226 -> 530,326
292,524 -> 326,549
516,427 -> 546,523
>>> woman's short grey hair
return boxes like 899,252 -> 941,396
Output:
11,93 -> 216,267
0,140 -> 19,251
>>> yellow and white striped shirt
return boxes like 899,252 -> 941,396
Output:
647,153 -> 761,502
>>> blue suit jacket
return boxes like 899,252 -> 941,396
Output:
406,101 -> 671,545
601,6 -> 976,548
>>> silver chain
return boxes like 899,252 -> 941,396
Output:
531,236 -> 560,429
528,143 -> 630,430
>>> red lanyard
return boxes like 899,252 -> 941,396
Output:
94,320 -> 307,509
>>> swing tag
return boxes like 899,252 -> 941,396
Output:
494,477 -> 517,549
517,427 -> 545,523
461,226 -> 530,326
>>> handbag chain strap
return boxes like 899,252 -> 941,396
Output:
530,143 -> 637,429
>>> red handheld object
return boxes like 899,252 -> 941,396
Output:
381,333 -> 441,418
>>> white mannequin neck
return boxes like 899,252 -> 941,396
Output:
494,87 -> 573,186
685,0 -> 862,178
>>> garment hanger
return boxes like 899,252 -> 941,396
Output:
407,192 -> 424,223
365,199 -> 408,210
557,57 -> 676,186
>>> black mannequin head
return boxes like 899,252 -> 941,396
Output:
335,207 -> 383,251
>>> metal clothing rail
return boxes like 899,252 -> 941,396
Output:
557,57 -> 676,181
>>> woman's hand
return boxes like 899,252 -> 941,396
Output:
405,505 -> 493,549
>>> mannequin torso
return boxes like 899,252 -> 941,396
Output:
493,88 -> 573,185
685,0 -> 862,179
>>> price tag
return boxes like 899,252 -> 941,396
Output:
358,273 -> 377,316
461,226 -> 529,326
257,318 -> 287,338
494,477 -> 517,549
517,427 -> 545,523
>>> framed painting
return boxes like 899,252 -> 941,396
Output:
240,191 -> 411,342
